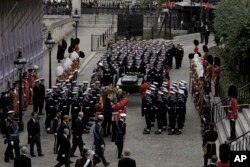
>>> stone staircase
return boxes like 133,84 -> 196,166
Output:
211,83 -> 250,151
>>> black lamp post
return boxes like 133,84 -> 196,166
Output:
14,47 -> 27,132
72,9 -> 80,38
45,31 -> 55,89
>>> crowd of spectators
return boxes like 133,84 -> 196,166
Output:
44,1 -> 72,15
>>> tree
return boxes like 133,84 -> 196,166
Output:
214,0 -> 250,59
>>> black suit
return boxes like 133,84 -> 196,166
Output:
56,135 -> 71,167
71,117 -> 84,156
33,84 -> 41,113
14,154 -> 31,167
118,157 -> 136,167
56,122 -> 70,152
27,118 -> 42,155
38,83 -> 45,115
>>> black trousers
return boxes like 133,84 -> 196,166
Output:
5,137 -> 20,160
30,136 -> 42,155
111,121 -> 116,142
169,112 -> 176,130
116,136 -> 124,158
33,101 -> 39,113
230,120 -> 236,140
102,116 -> 112,136
156,112 -> 163,130
145,113 -> 152,130
38,101 -> 44,114
45,114 -> 52,129
71,137 -> 83,155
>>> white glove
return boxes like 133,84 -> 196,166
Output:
101,145 -> 104,148
11,141 -> 14,146
62,154 -> 65,157
54,133 -> 57,136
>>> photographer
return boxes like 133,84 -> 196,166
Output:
3,110 -> 20,162
27,112 -> 44,157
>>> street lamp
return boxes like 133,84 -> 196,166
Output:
14,47 -> 27,132
72,9 -> 80,38
45,31 -> 55,89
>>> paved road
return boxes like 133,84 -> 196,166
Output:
0,26 -> 216,167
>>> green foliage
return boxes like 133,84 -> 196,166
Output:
214,0 -> 250,59
209,46 -> 245,99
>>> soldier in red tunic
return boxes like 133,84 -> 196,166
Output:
193,39 -> 199,53
139,80 -> 150,116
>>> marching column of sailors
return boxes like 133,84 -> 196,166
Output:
140,80 -> 188,135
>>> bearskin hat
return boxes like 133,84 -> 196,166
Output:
74,38 -> 80,45
79,51 -> 85,58
68,46 -> 74,53
188,53 -> 194,59
219,143 -> 230,163
202,45 -> 208,52
193,39 -> 199,46
228,85 -> 238,98
207,55 -> 213,65
214,57 -> 221,66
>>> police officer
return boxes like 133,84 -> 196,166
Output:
3,111 -> 20,162
115,113 -> 126,159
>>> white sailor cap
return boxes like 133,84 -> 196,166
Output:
95,81 -> 100,84
46,89 -> 52,92
172,83 -> 178,88
33,65 -> 39,69
83,81 -> 88,84
178,90 -> 185,95
97,114 -> 104,120
60,91 -> 65,94
179,82 -> 186,86
39,78 -> 44,81
162,89 -> 168,93
170,91 -> 176,95
8,110 -> 14,114
83,92 -> 88,95
145,90 -> 151,95
47,90 -> 52,94
52,86 -> 58,89
180,80 -> 187,84
162,81 -> 168,85
150,84 -> 156,88
172,81 -> 178,84
179,86 -> 186,90
72,92 -> 78,94
120,113 -> 127,117
65,79 -> 70,82
150,87 -> 156,91
72,81 -> 77,84
158,91 -> 164,95
35,79 -> 40,83
153,82 -> 158,85
55,83 -> 61,86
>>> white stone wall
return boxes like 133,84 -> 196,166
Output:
0,0 -> 44,91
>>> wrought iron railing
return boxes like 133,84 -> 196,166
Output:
212,83 -> 250,123
228,130 -> 250,151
